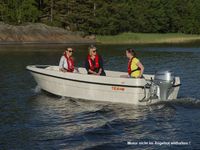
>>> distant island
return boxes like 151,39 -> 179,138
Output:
0,22 -> 95,44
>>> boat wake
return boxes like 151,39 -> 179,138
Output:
32,85 -> 41,94
151,97 -> 200,109
28,93 -> 200,149
170,97 -> 200,108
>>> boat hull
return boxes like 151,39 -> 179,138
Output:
27,65 -> 181,105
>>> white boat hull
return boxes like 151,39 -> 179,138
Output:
26,65 -> 181,105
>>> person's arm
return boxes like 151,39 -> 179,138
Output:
85,59 -> 97,75
97,68 -> 102,75
74,67 -> 79,73
59,56 -> 67,72
137,61 -> 144,77
97,56 -> 103,75
59,56 -> 64,71
89,69 -> 98,75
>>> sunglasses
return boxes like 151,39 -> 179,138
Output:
92,50 -> 96,53
68,50 -> 73,53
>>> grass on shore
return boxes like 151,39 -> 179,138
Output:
96,32 -> 200,44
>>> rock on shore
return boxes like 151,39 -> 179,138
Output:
0,22 -> 95,44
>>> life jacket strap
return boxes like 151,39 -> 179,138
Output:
131,67 -> 141,73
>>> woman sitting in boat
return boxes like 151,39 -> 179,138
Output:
85,45 -> 106,76
126,48 -> 144,78
59,48 -> 75,72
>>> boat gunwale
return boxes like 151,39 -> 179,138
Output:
26,65 -> 181,88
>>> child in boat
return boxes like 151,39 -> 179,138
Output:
126,48 -> 144,78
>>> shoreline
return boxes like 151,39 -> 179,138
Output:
0,22 -> 200,45
96,39 -> 200,45
96,33 -> 200,45
1,38 -> 200,45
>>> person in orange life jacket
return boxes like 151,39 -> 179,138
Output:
126,48 -> 144,78
85,45 -> 106,76
59,48 -> 75,72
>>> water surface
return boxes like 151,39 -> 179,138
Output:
0,44 -> 200,149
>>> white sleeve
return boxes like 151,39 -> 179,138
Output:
59,56 -> 64,68
59,56 -> 68,69
64,58 -> 68,69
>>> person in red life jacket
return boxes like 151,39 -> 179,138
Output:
126,48 -> 144,78
85,45 -> 106,76
59,48 -> 75,72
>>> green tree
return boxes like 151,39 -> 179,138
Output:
0,0 -> 40,24
0,1 -> 5,21
1,0 -> 200,35
20,0 -> 40,23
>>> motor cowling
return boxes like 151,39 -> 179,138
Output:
154,70 -> 175,100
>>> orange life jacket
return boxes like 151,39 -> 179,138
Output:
64,52 -> 74,72
87,54 -> 100,71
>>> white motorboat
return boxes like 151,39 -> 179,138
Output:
26,65 -> 181,105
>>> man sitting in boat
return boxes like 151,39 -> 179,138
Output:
85,45 -> 106,76
59,48 -> 75,72
126,48 -> 144,78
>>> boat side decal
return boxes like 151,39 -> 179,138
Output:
112,86 -> 125,91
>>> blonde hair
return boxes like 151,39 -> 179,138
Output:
66,47 -> 73,51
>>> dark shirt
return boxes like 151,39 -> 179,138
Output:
85,55 -> 106,76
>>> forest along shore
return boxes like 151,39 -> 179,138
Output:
96,33 -> 200,44
0,22 -> 95,44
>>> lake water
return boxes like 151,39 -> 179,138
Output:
0,44 -> 200,149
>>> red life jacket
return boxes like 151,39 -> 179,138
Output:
64,52 -> 74,72
128,57 -> 140,75
87,54 -> 100,71
128,57 -> 133,75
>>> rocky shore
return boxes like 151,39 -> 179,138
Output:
0,22 -> 94,44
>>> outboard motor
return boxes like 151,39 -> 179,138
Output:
154,70 -> 175,100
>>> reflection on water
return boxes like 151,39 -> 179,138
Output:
2,93 -> 197,149
0,44 -> 200,149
